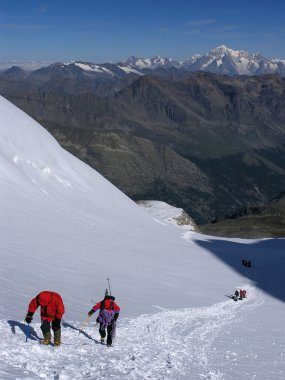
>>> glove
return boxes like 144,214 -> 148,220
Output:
88,309 -> 94,317
114,313 -> 119,321
25,312 -> 33,324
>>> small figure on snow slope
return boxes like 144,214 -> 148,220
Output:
239,289 -> 247,299
88,292 -> 120,347
25,291 -> 65,346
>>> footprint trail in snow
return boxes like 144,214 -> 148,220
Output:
0,287 -> 263,379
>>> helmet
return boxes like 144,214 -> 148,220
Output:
37,292 -> 52,306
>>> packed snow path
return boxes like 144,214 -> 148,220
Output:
0,287 -> 271,380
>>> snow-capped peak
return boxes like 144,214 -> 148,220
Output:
209,45 -> 250,59
121,55 -> 182,70
182,45 -> 285,76
210,44 -> 231,55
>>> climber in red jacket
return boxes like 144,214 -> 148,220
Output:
88,293 -> 120,347
25,291 -> 65,346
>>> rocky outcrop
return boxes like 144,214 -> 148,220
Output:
137,200 -> 199,231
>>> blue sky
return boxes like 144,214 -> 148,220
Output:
1,0 -> 284,65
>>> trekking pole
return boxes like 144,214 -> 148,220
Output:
107,277 -> 112,296
79,315 -> 91,333
25,323 -> 30,342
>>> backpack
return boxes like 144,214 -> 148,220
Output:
98,297 -> 116,327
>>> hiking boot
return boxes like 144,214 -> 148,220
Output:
100,338 -> 105,343
41,331 -> 51,345
54,329 -> 61,347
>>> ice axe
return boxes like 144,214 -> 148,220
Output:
79,315 -> 91,333
25,323 -> 30,342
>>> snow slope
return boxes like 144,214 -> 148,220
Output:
0,287 -> 262,379
1,95 -> 285,379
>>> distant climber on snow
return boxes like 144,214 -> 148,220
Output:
25,291 -> 65,346
230,290 -> 240,301
239,289 -> 247,299
88,291 -> 120,347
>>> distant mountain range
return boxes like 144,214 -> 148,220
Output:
120,45 -> 285,77
1,45 -> 285,77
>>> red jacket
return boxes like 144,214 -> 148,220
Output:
92,298 -> 120,313
28,291 -> 65,321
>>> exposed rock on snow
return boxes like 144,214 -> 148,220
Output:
137,200 -> 198,231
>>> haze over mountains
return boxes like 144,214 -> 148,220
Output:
1,45 -> 285,229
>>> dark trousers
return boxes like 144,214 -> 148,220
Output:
99,323 -> 113,345
41,318 -> 61,334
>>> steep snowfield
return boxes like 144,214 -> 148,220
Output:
1,95 -> 285,379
